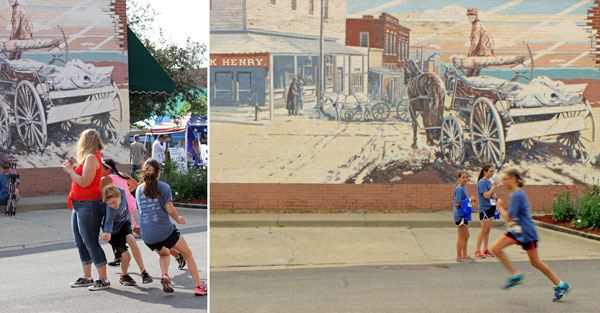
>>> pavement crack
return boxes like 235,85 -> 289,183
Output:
409,229 -> 430,261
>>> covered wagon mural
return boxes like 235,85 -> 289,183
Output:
0,0 -> 128,168
210,0 -> 600,186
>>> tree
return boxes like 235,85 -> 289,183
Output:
127,1 -> 207,125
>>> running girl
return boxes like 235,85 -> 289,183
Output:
136,159 -> 208,296
453,172 -> 477,263
474,165 -> 498,258
101,184 -> 153,286
490,169 -> 571,302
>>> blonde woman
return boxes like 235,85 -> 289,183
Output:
63,129 -> 110,291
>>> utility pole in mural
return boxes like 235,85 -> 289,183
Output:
210,1 -> 600,186
0,1 -> 127,169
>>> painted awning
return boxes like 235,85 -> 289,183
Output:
128,26 -> 175,94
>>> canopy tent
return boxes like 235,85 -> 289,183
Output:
145,113 -> 207,135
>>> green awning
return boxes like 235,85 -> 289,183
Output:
128,26 -> 175,94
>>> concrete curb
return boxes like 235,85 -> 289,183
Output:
533,220 -> 600,241
210,214 -> 507,228
173,202 -> 207,209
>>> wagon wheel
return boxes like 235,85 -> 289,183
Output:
371,102 -> 390,121
91,82 -> 123,145
14,81 -> 47,152
470,97 -> 505,168
0,103 -> 9,149
557,100 -> 595,164
440,116 -> 464,164
395,95 -> 410,122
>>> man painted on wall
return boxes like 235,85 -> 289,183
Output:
8,0 -> 33,60
467,8 -> 494,76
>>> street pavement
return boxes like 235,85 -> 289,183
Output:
0,208 -> 207,313
210,214 -> 600,312
211,259 -> 600,313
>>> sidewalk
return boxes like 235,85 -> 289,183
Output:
210,212 -> 505,228
211,213 -> 600,271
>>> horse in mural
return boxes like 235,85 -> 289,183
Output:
405,59 -> 445,149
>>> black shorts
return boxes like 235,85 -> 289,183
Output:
454,217 -> 468,226
504,232 -> 538,251
108,222 -> 133,259
479,206 -> 497,221
145,228 -> 180,252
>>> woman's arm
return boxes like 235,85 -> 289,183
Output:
126,176 -> 138,193
482,181 -> 498,199
166,201 -> 186,224
496,198 -> 512,221
63,154 -> 98,188
100,176 -> 114,190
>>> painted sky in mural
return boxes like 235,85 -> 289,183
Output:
0,0 -> 128,169
210,0 -> 600,185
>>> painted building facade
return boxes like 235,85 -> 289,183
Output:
210,0 -> 368,107
346,13 -> 410,69
0,0 -> 129,194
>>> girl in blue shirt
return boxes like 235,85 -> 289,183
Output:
474,165 -> 498,258
490,168 -> 571,302
453,172 -> 477,263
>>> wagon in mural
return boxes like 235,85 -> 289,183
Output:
435,53 -> 595,168
0,34 -> 123,152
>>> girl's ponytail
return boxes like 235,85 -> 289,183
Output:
138,158 -> 161,199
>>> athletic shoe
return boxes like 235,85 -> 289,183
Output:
464,256 -> 476,262
194,282 -> 208,296
141,270 -> 153,284
456,258 -> 468,263
483,249 -> 495,257
108,258 -> 121,267
119,274 -> 137,286
502,273 -> 524,290
176,255 -> 186,270
474,251 -> 486,259
70,277 -> 93,288
88,279 -> 111,291
553,282 -> 571,302
161,274 -> 174,293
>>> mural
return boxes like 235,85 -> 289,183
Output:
0,0 -> 128,168
210,0 -> 600,185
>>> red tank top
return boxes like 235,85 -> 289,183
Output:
68,152 -> 103,206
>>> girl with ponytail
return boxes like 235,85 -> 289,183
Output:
490,169 -> 570,301
135,159 -> 207,296
474,165 -> 498,259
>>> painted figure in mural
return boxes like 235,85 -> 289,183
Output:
474,165 -> 498,259
453,171 -> 477,263
405,59 -> 445,148
466,8 -> 494,76
295,79 -> 304,116
135,158 -> 208,296
152,135 -> 166,163
8,0 -> 33,60
491,169 -> 571,302
63,129 -> 110,291
286,78 -> 298,116
130,135 -> 147,173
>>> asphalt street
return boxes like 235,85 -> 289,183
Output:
211,258 -> 600,313
0,208 -> 207,313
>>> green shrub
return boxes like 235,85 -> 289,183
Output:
159,161 -> 207,202
572,184 -> 600,230
552,191 -> 575,222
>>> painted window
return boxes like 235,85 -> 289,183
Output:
309,0 -> 314,15
271,0 -> 276,4
325,55 -> 334,86
350,73 -> 363,95
273,55 -> 294,90
292,0 -> 296,10
325,0 -> 329,19
360,32 -> 369,47
214,72 -> 233,101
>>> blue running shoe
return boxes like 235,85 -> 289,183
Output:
502,273 -> 524,289
553,282 -> 571,302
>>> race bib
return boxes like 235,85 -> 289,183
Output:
510,223 -> 522,233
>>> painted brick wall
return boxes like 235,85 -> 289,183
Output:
210,183 -> 561,213
110,0 -> 128,50
210,0 -> 245,31
246,0 -> 346,42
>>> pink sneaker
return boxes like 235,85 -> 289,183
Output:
474,251 -> 486,259
483,249 -> 495,257
161,274 -> 174,293
195,282 -> 208,296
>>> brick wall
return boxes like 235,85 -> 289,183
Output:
210,183 -> 561,213
110,0 -> 128,51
